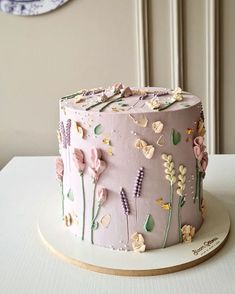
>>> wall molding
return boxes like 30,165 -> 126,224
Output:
205,0 -> 219,154
135,0 -> 149,87
169,0 -> 183,89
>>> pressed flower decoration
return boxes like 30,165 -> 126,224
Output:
56,157 -> 65,218
88,148 -> 106,244
152,121 -> 164,133
134,138 -> 155,159
129,114 -> 148,128
64,213 -> 73,227
181,225 -> 195,243
146,98 -> 161,110
73,148 -> 86,240
131,232 -> 146,253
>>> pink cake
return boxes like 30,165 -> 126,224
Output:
56,84 -> 208,252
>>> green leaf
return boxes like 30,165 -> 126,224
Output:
171,128 -> 181,145
180,196 -> 186,207
91,221 -> 99,230
67,189 -> 74,201
144,214 -> 155,232
94,124 -> 103,135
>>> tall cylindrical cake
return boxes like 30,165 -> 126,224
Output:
56,84 -> 208,252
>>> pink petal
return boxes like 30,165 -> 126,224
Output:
96,186 -> 108,204
96,159 -> 106,178
73,148 -> 85,172
199,152 -> 208,172
88,167 -> 97,180
194,136 -> 204,147
90,148 -> 101,168
56,157 -> 64,181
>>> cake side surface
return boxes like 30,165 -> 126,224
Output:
56,85 -> 208,251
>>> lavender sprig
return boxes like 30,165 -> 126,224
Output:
120,188 -> 130,215
65,119 -> 71,146
59,121 -> 67,149
120,188 -> 130,244
133,167 -> 144,198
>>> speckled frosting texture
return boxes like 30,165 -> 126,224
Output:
57,86 -> 207,251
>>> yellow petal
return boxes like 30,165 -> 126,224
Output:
102,138 -> 111,145
161,203 -> 171,210
107,147 -> 113,156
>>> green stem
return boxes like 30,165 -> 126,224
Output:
126,215 -> 129,244
99,97 -> 123,112
194,160 -> 198,203
61,91 -> 84,101
85,93 -> 118,111
92,204 -> 101,225
162,183 -> 173,248
198,172 -> 202,211
91,182 -> 97,244
85,101 -> 104,111
178,196 -> 182,243
159,99 -> 177,111
81,174 -> 86,241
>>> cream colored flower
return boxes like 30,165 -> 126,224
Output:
74,121 -> 84,138
131,232 -> 146,253
177,165 -> 187,197
173,87 -> 183,101
97,93 -> 109,103
197,119 -> 206,137
146,98 -> 161,110
57,130 -> 62,144
162,153 -> 176,184
75,96 -> 85,103
135,138 -> 147,150
64,213 -> 73,227
142,145 -> 155,159
181,225 -> 195,243
131,89 -> 147,96
129,114 -> 148,128
152,121 -> 164,133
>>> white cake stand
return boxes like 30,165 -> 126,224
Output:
37,191 -> 230,276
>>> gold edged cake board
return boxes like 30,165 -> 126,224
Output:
37,191 -> 230,276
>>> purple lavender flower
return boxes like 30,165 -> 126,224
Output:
120,188 -> 130,215
59,121 -> 67,149
133,167 -> 144,198
65,119 -> 71,146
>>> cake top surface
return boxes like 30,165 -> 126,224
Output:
60,84 -> 201,114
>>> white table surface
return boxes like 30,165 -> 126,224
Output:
0,155 -> 234,294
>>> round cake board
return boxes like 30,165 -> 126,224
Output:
37,191 -> 230,276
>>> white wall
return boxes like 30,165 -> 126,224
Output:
0,0 -> 234,168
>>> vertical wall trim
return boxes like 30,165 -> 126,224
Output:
170,0 -> 183,89
205,0 -> 219,154
135,0 -> 149,87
